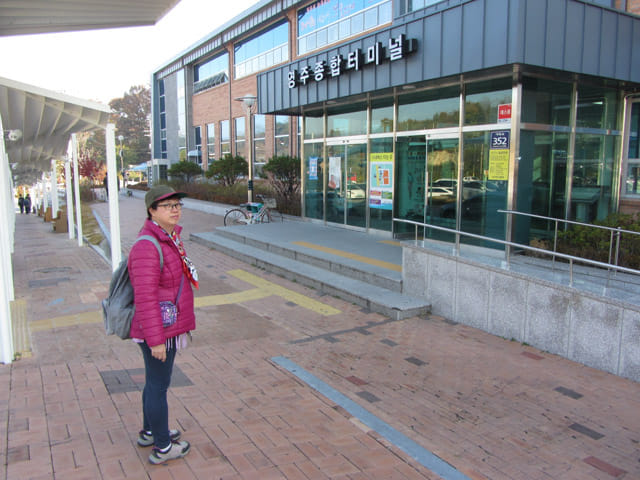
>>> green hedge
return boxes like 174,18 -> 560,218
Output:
556,213 -> 640,270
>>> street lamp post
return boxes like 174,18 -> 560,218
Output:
234,94 -> 257,203
117,135 -> 124,189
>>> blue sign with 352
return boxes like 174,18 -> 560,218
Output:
490,131 -> 510,149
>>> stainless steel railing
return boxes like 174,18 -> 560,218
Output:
498,209 -> 640,268
393,217 -> 640,287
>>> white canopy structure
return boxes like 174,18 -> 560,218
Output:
0,0 -> 180,36
0,0 -> 184,364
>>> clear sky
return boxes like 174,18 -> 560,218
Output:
0,0 -> 257,105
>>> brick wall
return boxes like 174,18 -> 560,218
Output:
621,0 -> 640,14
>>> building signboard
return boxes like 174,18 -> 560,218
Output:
288,34 -> 417,89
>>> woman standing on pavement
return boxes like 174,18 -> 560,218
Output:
128,185 -> 199,464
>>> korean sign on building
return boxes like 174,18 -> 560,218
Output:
288,34 -> 417,89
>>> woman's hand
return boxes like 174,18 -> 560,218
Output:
151,343 -> 167,362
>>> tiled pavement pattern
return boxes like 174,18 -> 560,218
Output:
0,194 -> 639,479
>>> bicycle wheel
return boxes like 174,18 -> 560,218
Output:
224,208 -> 248,226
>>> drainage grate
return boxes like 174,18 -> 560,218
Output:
34,267 -> 72,274
356,391 -> 380,403
29,278 -> 70,288
405,356 -> 427,366
99,366 -> 193,394
555,386 -> 583,400
569,423 -> 604,440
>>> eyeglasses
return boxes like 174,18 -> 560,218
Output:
157,202 -> 183,211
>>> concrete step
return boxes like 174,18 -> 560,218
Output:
191,230 -> 430,320
212,225 -> 403,292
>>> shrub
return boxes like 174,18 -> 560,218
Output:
261,155 -> 301,215
167,161 -> 203,182
205,154 -> 247,186
556,212 -> 640,269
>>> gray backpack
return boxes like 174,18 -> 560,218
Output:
102,235 -> 163,339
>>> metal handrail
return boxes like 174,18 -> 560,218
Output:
393,218 -> 640,287
498,209 -> 640,267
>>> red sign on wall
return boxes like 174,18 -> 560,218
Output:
498,104 -> 512,123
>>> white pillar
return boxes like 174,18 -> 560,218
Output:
7,164 -> 14,253
65,142 -> 75,240
51,159 -> 59,218
0,117 -> 15,364
41,172 -> 47,213
72,134 -> 83,246
106,123 -> 122,270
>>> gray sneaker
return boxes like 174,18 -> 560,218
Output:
148,440 -> 191,465
137,429 -> 181,447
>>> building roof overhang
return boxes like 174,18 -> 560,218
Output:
0,0 -> 180,37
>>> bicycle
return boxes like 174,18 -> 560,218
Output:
223,195 -> 283,226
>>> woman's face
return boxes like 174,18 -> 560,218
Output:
150,196 -> 182,232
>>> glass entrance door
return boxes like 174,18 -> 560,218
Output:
425,137 -> 459,241
326,142 -> 367,227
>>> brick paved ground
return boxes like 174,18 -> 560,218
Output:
1,195 -> 639,479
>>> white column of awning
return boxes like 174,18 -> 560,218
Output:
65,141 -> 75,240
106,123 -> 122,270
51,158 -> 59,218
0,115 -> 15,364
71,134 -> 83,246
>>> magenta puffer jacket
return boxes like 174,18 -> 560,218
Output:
128,219 -> 196,346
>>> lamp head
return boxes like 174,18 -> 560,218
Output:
234,94 -> 257,111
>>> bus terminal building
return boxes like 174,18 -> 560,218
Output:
152,0 -> 640,246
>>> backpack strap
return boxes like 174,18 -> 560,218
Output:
133,235 -> 164,270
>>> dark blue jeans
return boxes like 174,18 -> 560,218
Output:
139,342 -> 176,448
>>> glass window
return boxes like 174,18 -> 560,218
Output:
298,0 -> 391,55
235,117 -> 246,158
303,142 -> 324,220
254,115 -> 266,164
235,21 -> 289,78
517,131 -> 570,244
220,120 -> 231,156
398,87 -> 460,131
577,85 -> 619,130
406,0 -> 451,14
305,115 -> 324,139
275,115 -> 290,157
521,77 -> 572,126
206,123 -> 215,165
194,126 -> 202,166
624,103 -> 640,196
464,79 -> 512,126
571,133 -> 616,222
327,106 -> 366,137
177,70 -> 186,162
460,131 -> 507,244
371,102 -> 394,133
394,135 -> 426,236
194,52 -> 229,91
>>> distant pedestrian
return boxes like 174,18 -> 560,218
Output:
128,185 -> 198,464
18,196 -> 24,214
23,194 -> 31,215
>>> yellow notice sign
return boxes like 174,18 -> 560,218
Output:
488,149 -> 509,180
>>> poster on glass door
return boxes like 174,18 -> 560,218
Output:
369,153 -> 393,210
328,157 -> 342,190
